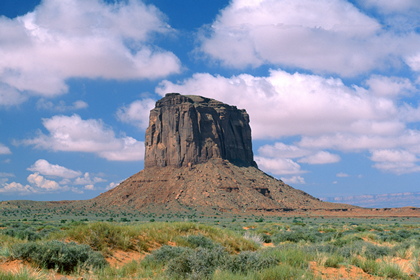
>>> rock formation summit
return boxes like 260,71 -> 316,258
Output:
93,93 -> 353,213
145,93 -> 256,168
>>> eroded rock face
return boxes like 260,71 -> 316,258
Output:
144,93 -> 257,168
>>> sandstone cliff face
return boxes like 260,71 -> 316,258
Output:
145,93 -> 256,168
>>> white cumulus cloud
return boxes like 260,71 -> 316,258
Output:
198,0 -> 419,76
156,70 -> 405,139
281,176 -> 306,185
27,173 -> 60,190
365,75 -> 415,97
0,143 -> 11,154
255,156 -> 303,175
116,98 -> 156,129
298,130 -> 420,152
23,114 -> 144,161
256,143 -> 339,175
0,0 -> 181,105
85,184 -> 95,190
371,149 -> 417,163
258,143 -> 310,159
36,99 -> 88,112
73,172 -> 106,186
0,83 -> 28,106
336,172 -> 349,178
0,182 -> 35,194
0,168 -> 108,194
106,182 -> 120,190
298,151 -> 340,164
407,53 -> 420,72
28,159 -> 82,179
370,149 -> 420,174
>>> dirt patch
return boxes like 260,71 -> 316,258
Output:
310,261 -> 382,280
243,226 -> 255,230
384,257 -> 419,277
167,241 -> 177,246
361,236 -> 393,247
391,257 -> 412,275
0,259 -> 25,274
106,250 -> 145,268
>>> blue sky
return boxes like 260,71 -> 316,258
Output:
1,0 -> 420,206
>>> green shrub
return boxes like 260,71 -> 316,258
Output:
364,244 -> 391,260
304,244 -> 337,255
0,234 -> 24,257
355,225 -> 370,232
53,222 -> 134,253
143,244 -> 230,279
324,254 -> 345,268
272,229 -> 320,243
3,228 -> 40,241
2,224 -> 59,242
260,233 -> 272,243
180,235 -> 217,249
258,264 -> 315,280
54,222 -> 257,254
380,263 -> 410,279
378,229 -> 419,243
351,257 -> 380,275
265,245 -> 314,269
166,246 -> 229,280
225,251 -> 278,274
144,245 -> 191,265
11,240 -> 107,273
331,234 -> 362,247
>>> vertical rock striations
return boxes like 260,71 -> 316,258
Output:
145,93 -> 257,168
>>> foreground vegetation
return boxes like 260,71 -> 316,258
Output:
0,214 -> 419,279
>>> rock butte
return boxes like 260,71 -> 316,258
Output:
145,93 -> 256,168
93,93 -> 357,213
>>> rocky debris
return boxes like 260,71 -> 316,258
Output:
144,93 -> 256,168
93,159 -> 353,212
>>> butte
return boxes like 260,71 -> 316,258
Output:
92,93 -> 354,214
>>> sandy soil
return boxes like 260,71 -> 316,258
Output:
105,250 -> 144,268
310,261 -> 383,280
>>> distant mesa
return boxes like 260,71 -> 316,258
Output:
92,93 -> 359,214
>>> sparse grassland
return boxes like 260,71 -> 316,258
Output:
0,209 -> 419,279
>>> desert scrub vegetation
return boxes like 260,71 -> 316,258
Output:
2,223 -> 59,241
0,217 -> 419,279
50,221 -> 258,255
141,241 -> 307,279
11,240 -> 107,273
